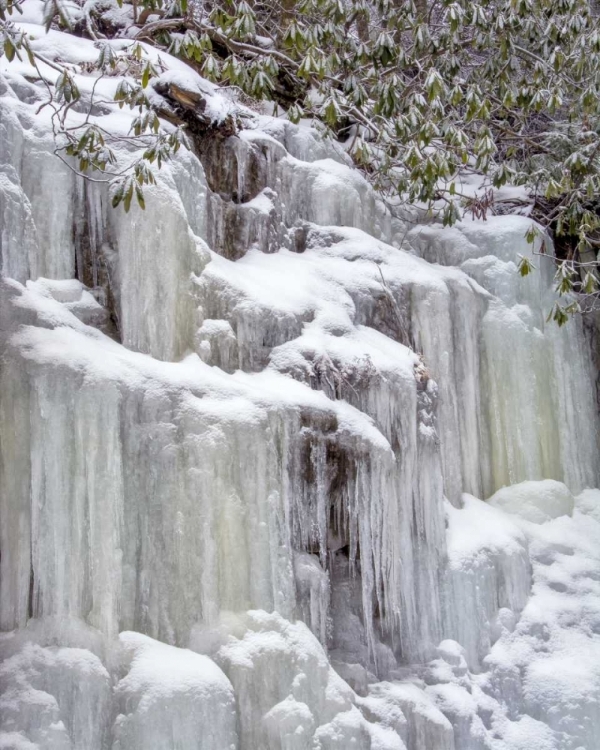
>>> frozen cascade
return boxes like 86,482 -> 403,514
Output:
410,220 -> 600,499
1,28 -> 600,750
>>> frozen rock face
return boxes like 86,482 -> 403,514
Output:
1,30 -> 600,750
410,220 -> 600,499
0,273 -> 443,673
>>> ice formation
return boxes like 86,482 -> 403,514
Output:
1,10 -> 600,750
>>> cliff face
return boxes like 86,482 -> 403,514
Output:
1,21 -> 600,750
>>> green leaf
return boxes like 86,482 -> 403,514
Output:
287,103 -> 304,124
142,63 -> 151,89
323,96 -> 341,127
525,225 -> 538,244
123,183 -> 133,213
135,184 -> 145,210
583,272 -> 598,295
549,303 -> 570,327
3,38 -> 15,62
111,184 -> 124,208
517,255 -> 535,277
24,40 -> 35,67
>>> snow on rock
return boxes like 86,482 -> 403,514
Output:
444,495 -> 531,670
153,68 -> 235,125
364,682 -> 454,750
482,508 -> 600,750
575,487 -> 600,523
211,610 -> 406,750
112,632 -> 237,750
0,640 -> 111,750
488,479 -> 575,524
215,611 -> 355,749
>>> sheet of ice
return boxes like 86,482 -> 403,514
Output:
410,215 -> 600,498
2,275 -> 421,672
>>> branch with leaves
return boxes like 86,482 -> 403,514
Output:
1,0 -> 190,210
107,0 -> 600,243
518,224 -> 600,325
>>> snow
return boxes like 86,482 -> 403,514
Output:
0,640 -> 111,750
483,508 -> 600,749
24,26 -> 100,65
113,632 -> 237,750
445,495 -> 531,669
365,682 -> 453,750
576,488 -> 600,523
1,11 -> 600,749
488,479 -> 575,524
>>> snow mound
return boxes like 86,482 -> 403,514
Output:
488,479 -> 574,524
113,632 -> 237,750
0,641 -> 110,750
445,495 -> 530,668
576,488 -> 600,523
212,610 -> 403,750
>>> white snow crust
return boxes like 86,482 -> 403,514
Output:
488,479 -> 575,524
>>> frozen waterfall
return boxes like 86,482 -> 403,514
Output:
1,22 -> 600,750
